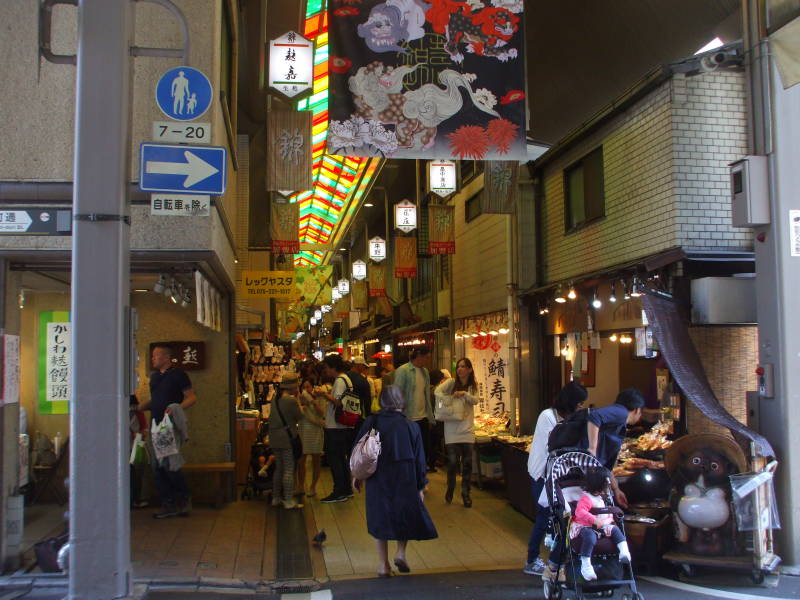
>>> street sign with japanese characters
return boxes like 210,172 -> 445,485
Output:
38,311 -> 71,415
369,236 -> 387,262
151,195 -> 210,216
269,31 -> 314,98
352,260 -> 367,281
394,200 -> 417,233
428,160 -> 457,198
149,341 -> 206,370
267,111 -> 312,192
240,271 -> 301,300
0,208 -> 72,235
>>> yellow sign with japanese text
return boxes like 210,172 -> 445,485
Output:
240,271 -> 301,300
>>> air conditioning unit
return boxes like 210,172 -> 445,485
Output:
691,277 -> 756,324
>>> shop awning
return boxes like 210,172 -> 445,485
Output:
642,290 -> 774,458
390,317 -> 450,339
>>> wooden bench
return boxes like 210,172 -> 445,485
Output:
182,462 -> 235,508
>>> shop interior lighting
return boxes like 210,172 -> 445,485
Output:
455,334 -> 463,339
489,330 -> 499,335
310,316 -> 317,326
18,290 -> 24,309
554,286 -> 566,304
630,277 -> 642,297
620,333 -> 633,344
384,344 -> 391,353
314,309 -> 323,320
499,327 -> 509,334
567,284 -> 577,300
591,290 -> 602,309
561,343 -> 569,357
623,280 -> 631,301
610,333 -> 618,342
364,203 -> 374,207
471,333 -> 479,338
170,284 -> 181,304
609,282 -> 617,303
153,274 -> 167,294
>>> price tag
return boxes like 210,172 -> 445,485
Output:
152,121 -> 211,144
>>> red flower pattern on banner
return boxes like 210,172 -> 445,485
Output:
447,125 -> 490,160
333,6 -> 359,16
330,56 -> 353,74
486,118 -> 519,154
500,90 -> 525,104
491,341 -> 501,353
472,334 -> 493,351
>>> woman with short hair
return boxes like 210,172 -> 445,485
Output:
352,384 -> 438,577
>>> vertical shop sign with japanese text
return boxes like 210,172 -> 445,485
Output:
428,204 -> 455,254
368,264 -> 387,296
482,161 -> 519,213
1,334 -> 20,405
270,201 -> 301,255
268,31 -> 314,98
465,334 -> 509,417
39,312 -> 70,414
394,236 -> 418,278
267,111 -> 313,192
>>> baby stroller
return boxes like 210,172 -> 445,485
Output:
542,448 -> 643,600
240,443 -> 275,501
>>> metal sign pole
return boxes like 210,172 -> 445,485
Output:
69,0 -> 132,597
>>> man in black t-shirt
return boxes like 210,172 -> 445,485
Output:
137,344 -> 197,519
348,357 -> 373,417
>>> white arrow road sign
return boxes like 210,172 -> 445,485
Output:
146,150 -> 219,188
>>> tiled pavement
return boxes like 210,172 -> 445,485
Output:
130,469 -> 531,582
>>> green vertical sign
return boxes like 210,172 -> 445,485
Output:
38,311 -> 70,415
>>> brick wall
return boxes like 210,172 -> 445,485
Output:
672,71 -> 752,250
452,174 -> 510,319
539,69 -> 752,286
540,81 -> 678,284
686,325 -> 757,436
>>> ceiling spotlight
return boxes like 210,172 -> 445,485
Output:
18,290 -> 25,310
364,203 -> 374,207
499,327 -> 509,334
153,274 -> 167,294
623,280 -> 631,301
592,291 -> 602,309
471,333 -> 479,338
170,283 -> 181,304
567,284 -> 577,300
610,333 -> 618,342
489,330 -> 499,336
560,344 -> 569,357
180,289 -> 191,308
164,277 -> 176,299
609,282 -> 617,303
555,286 -> 566,303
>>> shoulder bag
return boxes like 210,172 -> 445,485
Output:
275,397 -> 303,459
350,416 -> 382,480
435,379 -> 466,422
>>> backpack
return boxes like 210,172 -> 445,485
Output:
335,374 -> 362,427
547,408 -> 591,452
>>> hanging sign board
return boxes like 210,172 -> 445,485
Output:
369,236 -> 387,262
352,260 -> 367,281
0,208 -> 72,235
428,160 -> 457,198
395,200 -> 417,233
338,278 -> 350,295
269,31 -> 314,98
39,312 -> 71,415
428,205 -> 455,254
240,270 -> 300,300
151,194 -> 210,216
394,237 -> 418,278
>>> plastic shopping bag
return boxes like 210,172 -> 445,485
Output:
151,415 -> 179,461
129,432 -> 148,466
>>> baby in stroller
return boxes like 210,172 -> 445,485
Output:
570,466 -> 631,581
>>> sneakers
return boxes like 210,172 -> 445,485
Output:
580,557 -> 597,581
132,500 -> 149,509
283,500 -> 304,510
617,541 -> 631,563
320,493 -> 348,504
153,506 -> 178,519
271,496 -> 282,507
523,558 -> 546,576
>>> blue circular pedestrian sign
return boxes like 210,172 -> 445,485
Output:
155,66 -> 213,121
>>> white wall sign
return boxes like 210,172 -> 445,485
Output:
151,195 -> 210,216
152,121 -> 210,144
352,259 -> 367,280
791,209 -> 800,257
394,200 -> 417,233
429,160 -> 457,198
2,335 -> 20,405
269,31 -> 314,98
369,236 -> 387,262
46,323 -> 71,403
338,278 -> 350,295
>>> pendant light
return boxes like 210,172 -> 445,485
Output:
609,282 -> 617,303
554,285 -> 566,304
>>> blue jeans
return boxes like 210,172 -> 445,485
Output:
578,525 -> 624,556
527,477 -> 551,563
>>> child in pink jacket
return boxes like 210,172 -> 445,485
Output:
569,467 -> 630,581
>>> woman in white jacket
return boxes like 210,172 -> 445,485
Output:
435,358 -> 481,507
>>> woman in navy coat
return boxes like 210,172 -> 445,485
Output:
353,384 -> 438,577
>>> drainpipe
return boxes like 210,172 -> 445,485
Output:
506,213 -> 520,436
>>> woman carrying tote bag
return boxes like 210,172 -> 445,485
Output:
434,358 -> 481,507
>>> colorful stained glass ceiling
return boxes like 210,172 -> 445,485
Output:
290,0 -> 383,267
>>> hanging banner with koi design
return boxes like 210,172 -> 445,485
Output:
327,0 -> 527,160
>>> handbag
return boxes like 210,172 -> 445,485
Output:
275,397 -> 302,460
129,432 -> 148,466
335,374 -> 362,427
435,380 -> 466,422
350,418 -> 382,480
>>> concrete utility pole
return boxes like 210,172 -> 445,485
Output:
745,1 -> 800,569
70,0 -> 133,597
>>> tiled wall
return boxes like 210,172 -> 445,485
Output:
686,325 -> 757,436
539,69 -> 752,285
